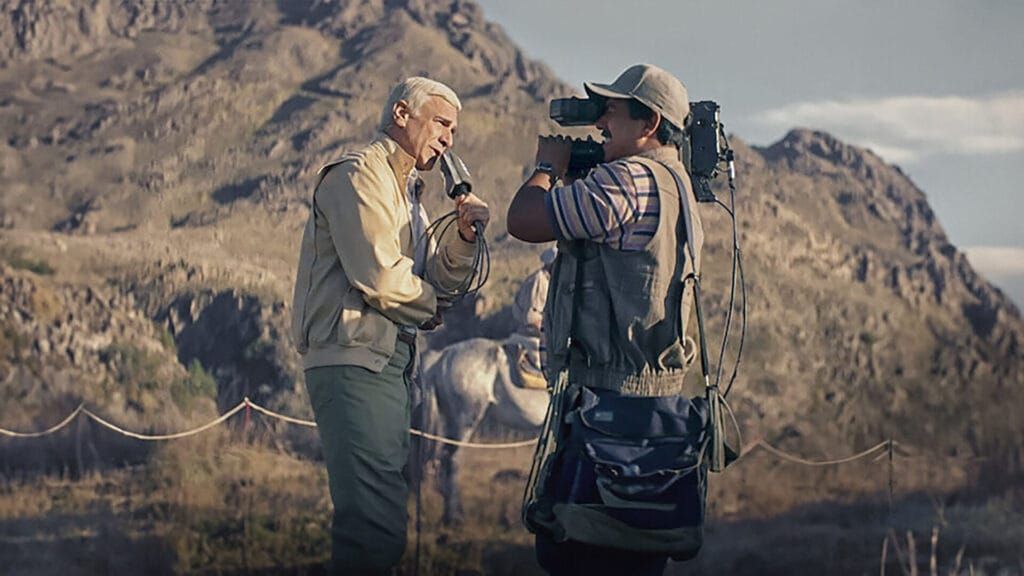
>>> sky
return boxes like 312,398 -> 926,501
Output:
474,0 -> 1024,307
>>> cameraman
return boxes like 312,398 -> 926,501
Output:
507,64 -> 703,575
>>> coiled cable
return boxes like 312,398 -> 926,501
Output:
420,209 -> 490,300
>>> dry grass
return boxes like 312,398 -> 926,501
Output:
880,505 -> 1024,576
1,430 -> 1022,575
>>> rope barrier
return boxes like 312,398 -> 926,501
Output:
743,439 -> 891,467
243,399 -> 534,447
0,402 -> 987,462
81,403 -> 247,441
888,441 -> 992,463
244,398 -> 535,448
244,399 -> 316,428
0,404 -> 84,438
0,398 -> 536,448
409,428 -> 537,449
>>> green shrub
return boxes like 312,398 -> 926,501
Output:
103,344 -> 163,384
171,359 -> 218,410
157,325 -> 177,352
1,246 -> 55,276
101,343 -> 165,407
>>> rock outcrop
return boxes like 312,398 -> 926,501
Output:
0,1 -> 1020,475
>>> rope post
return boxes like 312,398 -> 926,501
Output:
243,397 -> 252,442
75,410 -> 85,480
887,438 -> 895,524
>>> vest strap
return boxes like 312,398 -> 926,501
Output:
650,159 -> 699,272
652,161 -> 732,472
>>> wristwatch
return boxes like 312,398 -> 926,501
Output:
534,162 -> 559,185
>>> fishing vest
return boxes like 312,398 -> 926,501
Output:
543,147 -> 704,396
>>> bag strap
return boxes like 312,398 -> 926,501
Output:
653,160 -> 700,276
650,159 -> 709,375
652,158 -> 732,473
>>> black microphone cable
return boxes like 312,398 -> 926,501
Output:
420,209 -> 490,300
421,150 -> 491,301
709,127 -> 747,399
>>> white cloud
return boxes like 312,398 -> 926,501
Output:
854,141 -> 918,164
754,91 -> 1024,163
964,246 -> 1024,278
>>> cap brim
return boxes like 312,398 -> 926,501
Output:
584,82 -> 629,100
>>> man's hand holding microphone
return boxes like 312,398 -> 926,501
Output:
418,151 -> 492,331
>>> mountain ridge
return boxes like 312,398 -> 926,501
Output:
0,0 -> 1020,474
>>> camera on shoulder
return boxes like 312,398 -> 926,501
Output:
548,97 -> 727,202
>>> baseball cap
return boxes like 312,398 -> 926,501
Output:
584,64 -> 690,130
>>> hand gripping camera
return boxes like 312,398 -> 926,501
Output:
549,97 -> 729,202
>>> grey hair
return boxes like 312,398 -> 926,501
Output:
379,77 -> 462,131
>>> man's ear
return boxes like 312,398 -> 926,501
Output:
392,99 -> 411,128
642,110 -> 661,140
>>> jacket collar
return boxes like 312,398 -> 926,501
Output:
377,133 -> 417,186
635,145 -> 682,164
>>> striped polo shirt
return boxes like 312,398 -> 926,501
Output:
544,159 -> 660,252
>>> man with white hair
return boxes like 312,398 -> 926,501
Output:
291,76 -> 490,574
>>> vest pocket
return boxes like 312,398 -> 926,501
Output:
614,265 -> 658,297
543,259 -> 573,368
573,278 -> 614,364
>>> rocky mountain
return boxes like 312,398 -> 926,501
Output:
0,0 -> 1021,473
726,130 -> 1021,461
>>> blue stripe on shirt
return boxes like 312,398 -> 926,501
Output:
544,192 -> 567,240
569,181 -> 597,238
548,158 -> 661,251
593,165 -> 629,246
585,183 -> 611,239
601,163 -> 638,219
598,164 -> 635,248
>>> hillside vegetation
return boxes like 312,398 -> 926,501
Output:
0,1 -> 1021,574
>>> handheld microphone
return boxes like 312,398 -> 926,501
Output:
422,150 -> 491,299
440,150 -> 483,237
440,150 -> 473,199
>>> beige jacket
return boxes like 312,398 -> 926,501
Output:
291,135 -> 476,372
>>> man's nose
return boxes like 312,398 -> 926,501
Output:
440,129 -> 453,148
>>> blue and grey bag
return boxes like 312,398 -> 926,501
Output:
525,386 -> 710,560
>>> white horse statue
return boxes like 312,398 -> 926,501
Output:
413,333 -> 550,524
